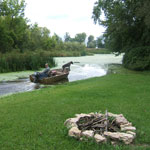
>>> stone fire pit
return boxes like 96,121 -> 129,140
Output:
64,111 -> 136,145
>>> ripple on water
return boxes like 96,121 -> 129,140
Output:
0,79 -> 35,97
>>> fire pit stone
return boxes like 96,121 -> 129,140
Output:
68,127 -> 81,138
94,134 -> 107,143
82,130 -> 94,138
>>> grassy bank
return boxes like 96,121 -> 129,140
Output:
0,69 -> 150,149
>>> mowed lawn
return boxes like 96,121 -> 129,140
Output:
0,71 -> 150,150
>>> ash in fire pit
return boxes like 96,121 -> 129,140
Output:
64,111 -> 136,145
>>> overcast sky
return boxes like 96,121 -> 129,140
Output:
25,0 -> 105,39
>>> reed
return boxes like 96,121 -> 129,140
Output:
0,51 -> 56,73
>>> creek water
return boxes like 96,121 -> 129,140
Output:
0,54 -> 123,97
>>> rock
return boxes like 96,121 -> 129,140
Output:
82,130 -> 94,138
108,112 -> 120,118
111,141 -> 118,145
104,131 -> 120,139
64,118 -> 78,128
126,131 -> 136,138
94,113 -> 103,118
75,113 -> 91,118
68,127 -> 81,138
94,134 -> 107,143
89,112 -> 95,116
121,126 -> 136,131
120,123 -> 132,128
104,131 -> 134,144
115,115 -> 129,125
120,133 -> 134,144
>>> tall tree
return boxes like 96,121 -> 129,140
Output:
0,0 -> 27,52
64,32 -> 71,42
92,0 -> 150,70
88,35 -> 94,43
53,33 -> 62,43
74,32 -> 87,44
92,0 -> 150,53
0,17 -> 14,52
87,35 -> 96,48
96,36 -> 105,48
0,0 -> 25,18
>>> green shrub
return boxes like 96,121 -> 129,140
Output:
63,42 -> 86,51
80,50 -> 87,56
123,46 -> 150,71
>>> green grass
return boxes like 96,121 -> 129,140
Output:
0,69 -> 150,149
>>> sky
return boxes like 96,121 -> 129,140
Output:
25,0 -> 105,39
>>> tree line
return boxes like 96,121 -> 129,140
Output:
64,32 -> 105,48
0,0 -> 108,73
0,0 -> 106,73
0,0 -> 105,55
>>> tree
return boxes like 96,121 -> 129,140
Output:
53,33 -> 62,43
29,23 -> 43,50
0,17 -> 14,52
64,32 -> 71,42
96,36 -> 105,48
88,35 -> 94,43
87,35 -> 96,48
92,0 -> 150,52
0,0 -> 25,18
92,0 -> 150,70
41,27 -> 50,38
74,32 -> 87,44
42,36 -> 57,50
0,0 -> 27,52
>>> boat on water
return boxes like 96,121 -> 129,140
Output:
29,62 -> 73,85
29,69 -> 69,85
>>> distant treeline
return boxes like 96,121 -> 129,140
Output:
0,0 -> 105,54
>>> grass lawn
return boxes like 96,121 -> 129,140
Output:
0,68 -> 150,150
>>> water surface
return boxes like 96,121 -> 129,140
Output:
55,54 -> 123,81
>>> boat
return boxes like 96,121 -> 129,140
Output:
30,62 -> 73,84
29,68 -> 69,85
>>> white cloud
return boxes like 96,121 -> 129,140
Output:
25,0 -> 105,39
